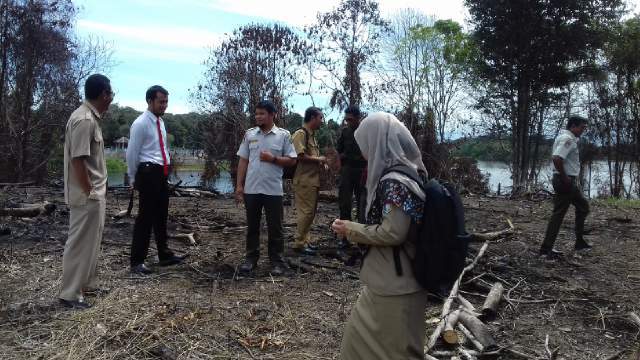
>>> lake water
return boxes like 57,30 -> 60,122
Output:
109,160 -> 637,198
478,160 -> 637,198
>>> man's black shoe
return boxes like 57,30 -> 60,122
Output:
158,254 -> 187,267
539,249 -> 564,259
269,261 -> 289,276
59,298 -> 92,310
238,258 -> 258,273
575,241 -> 593,251
131,263 -> 153,275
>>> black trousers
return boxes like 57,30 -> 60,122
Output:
131,163 -> 174,266
244,194 -> 284,263
339,166 -> 365,222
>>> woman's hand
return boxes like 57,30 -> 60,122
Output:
331,219 -> 348,239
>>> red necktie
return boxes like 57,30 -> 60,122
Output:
155,117 -> 169,176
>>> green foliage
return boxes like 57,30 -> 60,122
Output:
454,138 -> 512,162
106,158 -> 127,173
102,104 -> 206,149
594,198 -> 640,209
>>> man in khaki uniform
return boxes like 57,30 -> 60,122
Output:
60,74 -> 113,309
292,107 -> 327,255
540,115 -> 591,258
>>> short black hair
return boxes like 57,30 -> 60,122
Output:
256,99 -> 276,114
567,115 -> 588,129
84,74 -> 111,100
146,85 -> 169,102
344,105 -> 361,119
304,106 -> 323,123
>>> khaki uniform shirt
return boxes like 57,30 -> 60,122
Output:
552,129 -> 580,177
292,124 -> 321,187
236,125 -> 297,196
64,101 -> 107,207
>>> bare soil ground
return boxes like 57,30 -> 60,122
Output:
0,185 -> 639,359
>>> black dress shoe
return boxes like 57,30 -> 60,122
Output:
575,241 -> 593,251
238,258 -> 257,273
269,261 -> 289,276
59,298 -> 92,310
539,249 -> 564,259
131,263 -> 153,275
158,254 -> 187,267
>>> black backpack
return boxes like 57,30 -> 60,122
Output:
383,165 -> 470,297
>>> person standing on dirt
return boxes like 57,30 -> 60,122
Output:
540,115 -> 591,258
292,106 -> 327,256
336,106 -> 367,249
235,100 -> 297,276
126,85 -> 186,275
331,112 -> 428,360
60,74 -> 113,309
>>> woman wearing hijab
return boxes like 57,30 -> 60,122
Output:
332,112 -> 429,360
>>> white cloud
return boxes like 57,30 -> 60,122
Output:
77,19 -> 222,49
200,0 -> 466,27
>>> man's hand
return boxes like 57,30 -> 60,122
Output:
260,150 -> 275,163
332,219 -> 348,239
235,186 -> 244,204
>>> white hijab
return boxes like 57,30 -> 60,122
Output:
354,112 -> 427,217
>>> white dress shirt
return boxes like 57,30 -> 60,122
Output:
126,110 -> 171,183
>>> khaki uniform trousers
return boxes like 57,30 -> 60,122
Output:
60,198 -> 105,301
293,184 -> 319,248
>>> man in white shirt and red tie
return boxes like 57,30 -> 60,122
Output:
126,85 -> 186,274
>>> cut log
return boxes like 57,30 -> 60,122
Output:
457,323 -> 484,352
443,309 -> 461,345
481,282 -> 504,320
458,311 -> 498,352
629,312 -> 640,329
0,202 -> 56,217
169,233 -> 197,245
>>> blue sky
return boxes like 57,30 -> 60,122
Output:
74,0 -> 639,117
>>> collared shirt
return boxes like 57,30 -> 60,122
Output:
237,125 -> 297,196
292,124 -> 321,187
336,125 -> 366,168
552,129 -> 580,177
64,101 -> 107,206
126,110 -> 171,182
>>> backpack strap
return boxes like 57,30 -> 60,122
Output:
392,247 -> 403,276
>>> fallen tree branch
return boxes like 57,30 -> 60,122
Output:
628,312 -> 640,329
469,219 -> 515,242
458,310 -> 498,352
0,202 -> 56,217
169,233 -> 197,246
